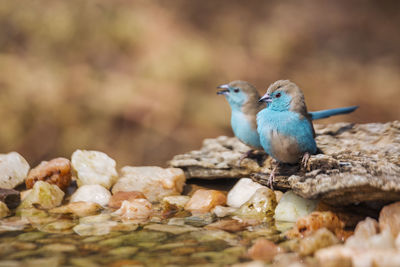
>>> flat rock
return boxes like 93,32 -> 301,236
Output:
169,121 -> 400,205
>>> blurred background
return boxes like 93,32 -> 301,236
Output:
0,0 -> 399,167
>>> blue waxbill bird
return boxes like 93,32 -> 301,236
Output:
257,80 -> 319,187
217,80 -> 358,163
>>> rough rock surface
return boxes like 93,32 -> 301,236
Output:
169,121 -> 400,205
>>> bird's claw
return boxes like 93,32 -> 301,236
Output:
301,152 -> 310,170
268,164 -> 279,190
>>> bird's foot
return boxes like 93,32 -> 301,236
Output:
268,164 -> 279,190
238,150 -> 266,166
301,152 -> 311,170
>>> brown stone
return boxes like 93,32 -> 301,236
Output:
108,191 -> 146,209
26,158 -> 71,191
184,189 -> 226,214
379,201 -> 400,238
287,211 -> 345,239
247,238 -> 281,262
205,219 -> 249,232
0,188 -> 20,209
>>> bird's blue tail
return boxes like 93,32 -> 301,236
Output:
310,106 -> 359,120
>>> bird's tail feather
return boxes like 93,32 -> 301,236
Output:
310,106 -> 359,120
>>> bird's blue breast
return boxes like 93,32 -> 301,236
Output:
231,110 -> 261,148
257,109 -> 317,162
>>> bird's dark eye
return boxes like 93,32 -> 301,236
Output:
277,85 -> 282,89
234,89 -> 240,93
275,93 -> 281,98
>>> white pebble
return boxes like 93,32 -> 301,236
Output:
274,190 -> 318,222
227,178 -> 266,208
71,150 -> 118,189
70,184 -> 111,207
0,152 -> 30,189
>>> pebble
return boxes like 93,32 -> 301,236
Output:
0,152 -> 30,189
108,191 -> 146,209
0,189 -> 20,209
379,201 -> 400,238
287,211 -> 345,239
70,184 -> 111,207
185,189 -> 226,214
50,201 -> 102,217
212,205 -> 237,218
17,181 -> 64,210
112,166 -> 186,202
227,178 -> 266,208
298,228 -> 339,256
205,219 -> 249,232
274,190 -> 318,222
26,157 -> 72,191
144,224 -> 199,234
247,238 -> 281,262
113,199 -> 152,222
235,187 -> 276,223
0,201 -> 10,218
71,149 -> 118,189
162,195 -> 190,208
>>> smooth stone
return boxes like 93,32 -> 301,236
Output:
247,238 -> 281,262
108,191 -> 147,209
70,184 -> 111,207
162,195 -> 190,208
112,166 -> 186,202
0,152 -> 30,189
0,189 -> 20,209
379,201 -> 400,238
108,246 -> 139,256
17,231 -> 47,241
212,205 -> 237,218
274,190 -> 318,222
112,199 -> 152,222
38,219 -> 76,233
184,213 -> 216,227
185,189 -> 226,214
50,201 -> 102,217
235,187 -> 276,222
41,243 -> 76,252
298,228 -> 339,256
0,201 -> 9,218
17,181 -> 64,210
227,178 -> 266,208
205,219 -> 249,232
144,224 -> 199,234
71,149 -> 118,189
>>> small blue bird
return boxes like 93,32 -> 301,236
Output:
257,80 -> 319,187
217,80 -> 357,162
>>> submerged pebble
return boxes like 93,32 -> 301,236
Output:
50,201 -> 102,217
247,238 -> 281,262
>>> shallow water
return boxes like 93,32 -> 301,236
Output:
0,222 -> 290,267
